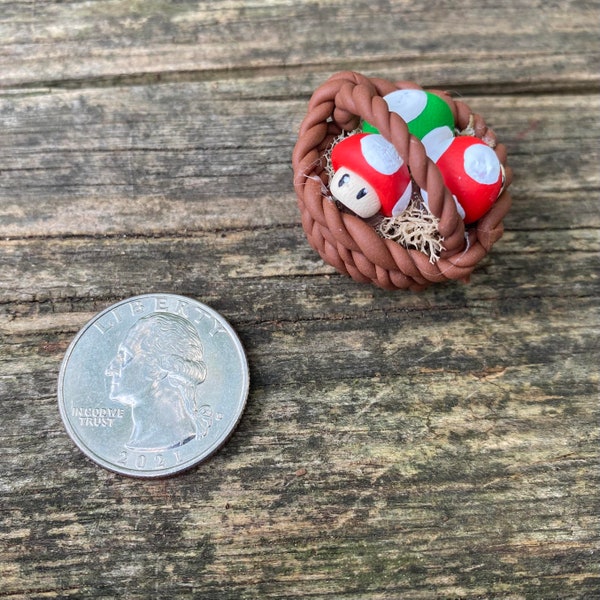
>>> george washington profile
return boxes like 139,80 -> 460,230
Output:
105,312 -> 214,451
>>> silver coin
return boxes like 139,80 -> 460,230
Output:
58,294 -> 249,477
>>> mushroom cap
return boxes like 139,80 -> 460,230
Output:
363,89 -> 455,140
435,135 -> 504,224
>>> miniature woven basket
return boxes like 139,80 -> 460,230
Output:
292,71 -> 513,291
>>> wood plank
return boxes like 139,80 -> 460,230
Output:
0,224 -> 598,308
1,294 -> 598,597
1,84 -> 598,237
1,1 -> 598,90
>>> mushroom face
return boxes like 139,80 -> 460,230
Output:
330,168 -> 381,218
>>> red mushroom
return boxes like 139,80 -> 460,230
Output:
330,133 -> 413,219
422,126 -> 504,224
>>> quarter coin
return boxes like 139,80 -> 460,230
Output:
58,294 -> 249,477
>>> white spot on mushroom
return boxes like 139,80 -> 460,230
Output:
384,89 -> 428,122
360,134 -> 402,174
421,188 -> 466,221
421,126 -> 454,163
463,144 -> 501,185
391,181 -> 413,216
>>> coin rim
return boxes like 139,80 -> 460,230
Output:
57,293 -> 250,478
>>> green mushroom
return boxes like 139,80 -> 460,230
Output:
363,89 -> 455,140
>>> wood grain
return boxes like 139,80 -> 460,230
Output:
1,1 -> 599,598
1,1 -> 598,91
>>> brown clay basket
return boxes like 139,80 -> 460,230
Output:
292,71 -> 513,291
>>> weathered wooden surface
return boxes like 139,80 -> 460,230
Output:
1,1 -> 599,598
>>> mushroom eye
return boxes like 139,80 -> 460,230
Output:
356,188 -> 368,200
338,173 -> 350,187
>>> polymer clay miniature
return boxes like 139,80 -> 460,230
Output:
292,71 -> 512,291
362,88 -> 455,140
421,126 -> 504,224
329,133 -> 413,218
